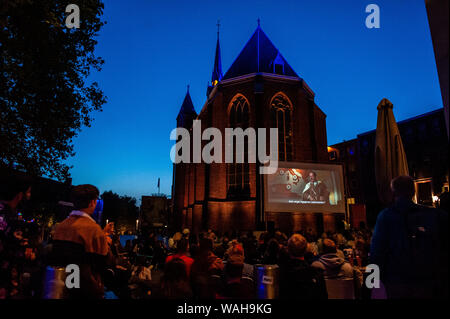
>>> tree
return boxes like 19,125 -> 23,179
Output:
0,0 -> 106,181
101,191 -> 139,233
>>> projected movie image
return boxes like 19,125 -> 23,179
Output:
265,163 -> 345,213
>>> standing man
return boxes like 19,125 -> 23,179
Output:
48,184 -> 114,299
370,176 -> 448,298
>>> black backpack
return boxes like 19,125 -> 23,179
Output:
400,204 -> 440,282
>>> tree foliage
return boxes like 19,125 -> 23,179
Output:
101,191 -> 139,232
0,0 -> 106,180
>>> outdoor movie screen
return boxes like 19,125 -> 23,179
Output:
264,162 -> 346,213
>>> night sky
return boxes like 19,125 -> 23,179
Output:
67,0 -> 442,201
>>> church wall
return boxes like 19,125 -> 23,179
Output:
173,164 -> 186,229
192,204 -> 203,234
314,106 -> 329,162
186,207 -> 192,229
183,165 -> 189,208
195,163 -> 205,202
188,163 -> 195,207
174,77 -> 334,233
207,200 -> 256,233
266,212 -> 320,233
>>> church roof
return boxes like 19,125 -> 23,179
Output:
223,25 -> 300,80
176,89 -> 197,123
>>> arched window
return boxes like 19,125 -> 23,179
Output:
227,95 -> 250,198
270,94 -> 293,161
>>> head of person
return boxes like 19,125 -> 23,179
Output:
287,234 -> 307,258
322,238 -> 337,254
390,176 -> 415,201
308,171 -> 317,183
70,184 -> 99,215
0,175 -> 32,206
225,242 -> 245,279
177,238 -> 189,255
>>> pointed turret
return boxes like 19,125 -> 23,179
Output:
207,21 -> 223,97
177,85 -> 197,128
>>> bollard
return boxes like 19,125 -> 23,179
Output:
42,266 -> 68,299
254,264 -> 279,299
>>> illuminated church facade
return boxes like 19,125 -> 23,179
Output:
172,23 -> 337,234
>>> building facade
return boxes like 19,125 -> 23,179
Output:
329,108 -> 449,226
172,25 -> 333,234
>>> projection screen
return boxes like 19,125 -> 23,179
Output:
264,161 -> 346,213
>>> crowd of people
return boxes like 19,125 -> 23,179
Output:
0,175 -> 448,299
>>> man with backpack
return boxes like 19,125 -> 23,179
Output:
370,175 -> 448,298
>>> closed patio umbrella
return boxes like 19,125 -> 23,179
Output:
374,98 -> 409,205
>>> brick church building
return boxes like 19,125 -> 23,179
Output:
172,23 -> 335,234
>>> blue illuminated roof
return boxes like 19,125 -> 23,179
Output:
223,25 -> 300,80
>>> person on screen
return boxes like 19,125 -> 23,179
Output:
302,171 -> 329,203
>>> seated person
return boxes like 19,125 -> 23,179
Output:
311,239 -> 362,287
279,234 -> 328,299
165,238 -> 193,277
190,237 -> 224,299
154,258 -> 192,299
219,243 -> 255,299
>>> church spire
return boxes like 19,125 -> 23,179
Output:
208,20 -> 223,96
212,20 -> 223,85
177,85 -> 197,128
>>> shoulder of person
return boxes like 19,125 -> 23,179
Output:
377,207 -> 400,220
310,260 -> 325,269
340,261 -> 354,272
82,218 -> 104,232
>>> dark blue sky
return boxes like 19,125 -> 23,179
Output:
67,0 -> 442,201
